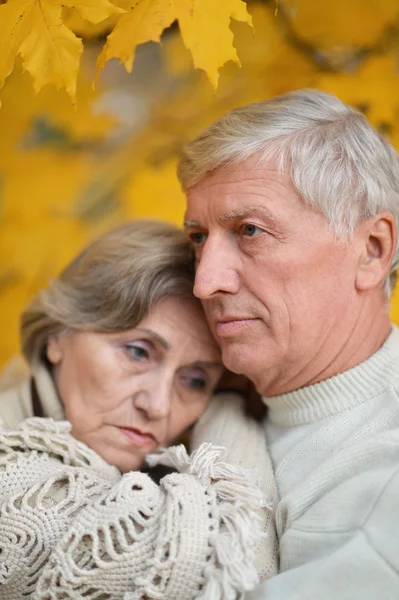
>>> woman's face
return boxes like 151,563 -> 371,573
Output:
47,297 -> 223,472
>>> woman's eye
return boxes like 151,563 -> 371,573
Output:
188,377 -> 207,390
124,343 -> 150,361
179,369 -> 208,392
242,224 -> 262,237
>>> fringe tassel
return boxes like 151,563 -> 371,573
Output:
147,443 -> 268,600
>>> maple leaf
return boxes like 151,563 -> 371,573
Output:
62,0 -> 125,24
96,0 -> 175,74
97,0 -> 252,89
177,0 -> 253,88
0,0 -> 123,102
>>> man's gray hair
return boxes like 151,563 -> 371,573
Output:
178,89 -> 399,295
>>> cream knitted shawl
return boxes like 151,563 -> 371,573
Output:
0,417 -> 269,600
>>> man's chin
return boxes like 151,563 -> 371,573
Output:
221,342 -> 262,379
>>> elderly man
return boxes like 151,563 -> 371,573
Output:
179,89 -> 399,598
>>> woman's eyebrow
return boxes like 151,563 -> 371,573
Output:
134,328 -> 171,350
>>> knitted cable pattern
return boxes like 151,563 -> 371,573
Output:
0,418 -> 265,600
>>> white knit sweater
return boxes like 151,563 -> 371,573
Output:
248,325 -> 399,599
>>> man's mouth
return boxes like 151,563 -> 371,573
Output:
118,426 -> 157,448
215,316 -> 260,336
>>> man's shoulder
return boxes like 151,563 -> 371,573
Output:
278,429 -> 399,560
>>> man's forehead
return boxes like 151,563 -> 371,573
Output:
187,159 -> 282,194
184,160 -> 293,225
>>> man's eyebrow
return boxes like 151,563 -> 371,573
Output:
184,219 -> 202,228
219,206 -> 275,222
184,207 -> 275,229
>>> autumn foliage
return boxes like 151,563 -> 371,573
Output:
1,0 -> 399,368
0,0 -> 252,101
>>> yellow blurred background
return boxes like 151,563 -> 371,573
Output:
2,0 -> 399,368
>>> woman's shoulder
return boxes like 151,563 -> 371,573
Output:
0,355 -> 35,428
0,377 -> 33,429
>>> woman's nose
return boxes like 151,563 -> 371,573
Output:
134,382 -> 172,420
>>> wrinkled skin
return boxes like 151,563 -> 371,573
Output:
47,297 -> 223,472
185,155 -> 394,396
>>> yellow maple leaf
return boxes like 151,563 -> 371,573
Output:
159,3 -> 315,140
62,10 -> 119,39
0,0 -> 32,88
97,0 -> 252,88
62,0 -> 124,24
177,0 -> 252,88
97,0 -> 176,74
0,0 -> 123,102
19,2 -> 83,100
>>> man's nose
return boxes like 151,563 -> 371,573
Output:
194,235 -> 240,299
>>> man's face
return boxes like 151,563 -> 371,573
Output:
185,155 -> 363,396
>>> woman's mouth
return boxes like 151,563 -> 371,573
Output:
118,427 -> 156,448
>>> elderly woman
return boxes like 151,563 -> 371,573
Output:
0,220 -> 277,600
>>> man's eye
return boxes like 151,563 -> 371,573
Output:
242,224 -> 262,237
189,232 -> 207,245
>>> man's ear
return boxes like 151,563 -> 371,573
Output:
355,212 -> 397,291
46,334 -> 63,365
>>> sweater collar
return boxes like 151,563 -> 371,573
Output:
263,326 -> 399,427
32,360 -> 65,421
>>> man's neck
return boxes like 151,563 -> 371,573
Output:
260,297 -> 392,397
305,312 -> 391,387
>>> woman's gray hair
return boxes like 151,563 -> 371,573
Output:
178,89 -> 399,295
21,220 -> 197,366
